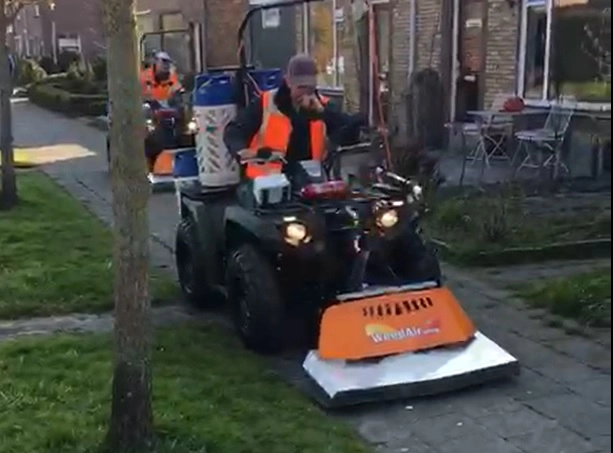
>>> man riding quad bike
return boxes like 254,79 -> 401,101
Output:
175,54 -> 440,353
106,51 -> 197,173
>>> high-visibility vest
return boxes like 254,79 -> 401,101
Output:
245,89 -> 328,179
140,67 -> 182,101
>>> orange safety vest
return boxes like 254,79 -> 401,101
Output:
140,67 -> 181,102
245,89 -> 328,179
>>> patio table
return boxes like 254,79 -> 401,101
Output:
573,111 -> 612,178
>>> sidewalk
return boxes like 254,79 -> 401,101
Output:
10,100 -> 611,453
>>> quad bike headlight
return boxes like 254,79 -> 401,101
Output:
283,221 -> 311,246
186,118 -> 198,134
376,209 -> 399,229
145,119 -> 155,132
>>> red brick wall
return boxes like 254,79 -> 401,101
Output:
137,0 -> 247,68
336,0 -> 519,115
484,0 -> 519,106
50,0 -> 105,59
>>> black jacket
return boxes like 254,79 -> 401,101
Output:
223,82 -> 362,163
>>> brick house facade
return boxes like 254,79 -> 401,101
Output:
136,0 -> 248,69
294,0 -> 520,120
9,0 -> 248,69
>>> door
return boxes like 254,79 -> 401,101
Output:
455,0 -> 486,120
248,0 -> 297,70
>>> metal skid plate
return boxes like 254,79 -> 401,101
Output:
303,332 -> 520,408
147,173 -> 175,191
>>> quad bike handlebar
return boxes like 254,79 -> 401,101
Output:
238,148 -> 287,166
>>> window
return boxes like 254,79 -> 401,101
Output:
519,0 -> 611,106
160,13 -> 191,75
373,3 -> 390,94
161,13 -> 184,31
309,0 -> 337,87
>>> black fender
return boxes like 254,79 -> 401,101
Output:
179,195 -> 229,288
224,206 -> 285,258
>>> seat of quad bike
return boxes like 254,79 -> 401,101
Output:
152,150 -> 174,175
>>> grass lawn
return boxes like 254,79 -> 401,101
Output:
425,190 -> 611,263
0,171 -> 177,319
514,267 -> 611,327
0,324 -> 370,453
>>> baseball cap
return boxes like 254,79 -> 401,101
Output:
155,51 -> 172,62
286,54 -> 318,89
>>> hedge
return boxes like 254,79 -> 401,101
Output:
28,82 -> 107,117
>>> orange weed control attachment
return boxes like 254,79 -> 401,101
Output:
318,286 -> 476,361
303,283 -> 520,408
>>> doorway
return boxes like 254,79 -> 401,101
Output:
454,0 -> 486,121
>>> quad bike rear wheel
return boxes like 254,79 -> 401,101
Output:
175,217 -> 218,307
226,244 -> 285,354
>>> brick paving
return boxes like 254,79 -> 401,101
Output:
9,100 -> 611,453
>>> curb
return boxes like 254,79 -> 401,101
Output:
86,116 -> 108,132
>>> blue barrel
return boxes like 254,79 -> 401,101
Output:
173,148 -> 198,178
193,73 -> 236,107
249,69 -> 283,92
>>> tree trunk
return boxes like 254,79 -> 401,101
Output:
102,0 -> 154,451
0,2 -> 18,210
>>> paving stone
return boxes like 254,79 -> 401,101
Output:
435,432 -> 523,453
534,352 -> 601,384
408,413 -> 489,445
546,336 -> 611,374
508,425 -> 597,453
497,368 -> 572,401
375,435 -> 441,453
567,376 -> 611,407
525,393 -> 611,438
493,332 -> 597,384
589,435 -> 611,451
473,404 -> 557,437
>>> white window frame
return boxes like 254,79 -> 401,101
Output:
517,0 -> 611,111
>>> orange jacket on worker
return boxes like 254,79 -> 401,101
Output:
140,67 -> 182,102
246,89 -> 328,179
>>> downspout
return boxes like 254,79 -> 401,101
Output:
367,0 -> 374,125
201,0 -> 208,70
407,0 -> 416,80
450,0 -> 460,121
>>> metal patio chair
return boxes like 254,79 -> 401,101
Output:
512,96 -> 577,178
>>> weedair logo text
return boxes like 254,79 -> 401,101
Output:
368,325 -> 440,343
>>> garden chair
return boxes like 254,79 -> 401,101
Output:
446,93 -> 514,165
512,96 -> 577,178
467,93 -> 515,168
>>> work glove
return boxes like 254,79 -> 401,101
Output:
256,147 -> 274,160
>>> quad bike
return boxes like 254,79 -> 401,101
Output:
106,91 -> 197,187
106,26 -> 199,188
176,126 -> 441,350
173,0 -> 519,408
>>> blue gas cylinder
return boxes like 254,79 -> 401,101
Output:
193,73 -> 236,107
248,69 -> 283,93
173,148 -> 198,178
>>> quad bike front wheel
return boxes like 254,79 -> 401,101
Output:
226,244 -> 285,354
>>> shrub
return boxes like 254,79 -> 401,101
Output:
38,56 -> 58,74
57,50 -> 80,73
16,58 -> 47,86
91,57 -> 107,82
29,82 -> 107,117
